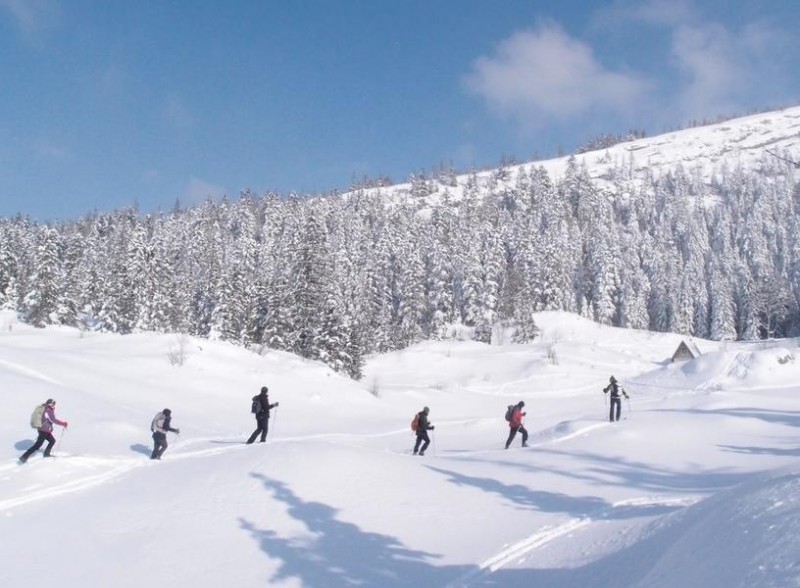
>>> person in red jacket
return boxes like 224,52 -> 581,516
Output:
19,399 -> 68,463
413,406 -> 435,456
505,401 -> 528,449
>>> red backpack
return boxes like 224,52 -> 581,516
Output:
411,413 -> 420,432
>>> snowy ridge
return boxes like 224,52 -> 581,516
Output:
353,106 -> 800,203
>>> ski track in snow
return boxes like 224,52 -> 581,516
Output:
445,517 -> 592,587
441,421 -> 611,456
0,416 -> 615,513
0,358 -> 62,386
445,495 -> 700,588
0,430 -> 410,511
0,456 -> 141,511
1,413 -> 706,588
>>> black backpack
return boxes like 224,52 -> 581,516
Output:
251,396 -> 261,414
504,405 -> 514,422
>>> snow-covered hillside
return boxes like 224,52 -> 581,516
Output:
1,310 -> 799,587
358,105 -> 800,201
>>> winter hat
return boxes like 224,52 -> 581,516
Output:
163,408 -> 171,416
518,401 -> 525,407
45,398 -> 56,406
610,375 -> 617,382
261,386 -> 269,394
423,406 -> 430,414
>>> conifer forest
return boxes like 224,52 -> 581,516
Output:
1,155 -> 798,379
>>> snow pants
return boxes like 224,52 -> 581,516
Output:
413,430 -> 430,455
505,425 -> 528,449
151,431 -> 168,459
609,397 -> 622,422
20,430 -> 56,461
247,414 -> 270,444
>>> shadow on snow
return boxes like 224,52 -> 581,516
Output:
240,472 -> 474,587
652,407 -> 800,428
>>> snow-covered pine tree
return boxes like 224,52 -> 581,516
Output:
22,227 -> 63,327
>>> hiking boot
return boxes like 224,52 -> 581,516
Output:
418,451 -> 425,456
522,443 -> 529,448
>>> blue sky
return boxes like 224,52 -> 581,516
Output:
1,0 -> 798,222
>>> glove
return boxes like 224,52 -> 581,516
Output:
522,412 -> 527,417
430,426 -> 435,430
62,421 -> 69,428
275,402 -> 280,407
175,429 -> 181,434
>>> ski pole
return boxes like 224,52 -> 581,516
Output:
431,429 -> 437,457
270,407 -> 278,439
55,426 -> 67,453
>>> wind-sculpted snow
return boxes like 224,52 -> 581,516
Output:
625,467 -> 800,588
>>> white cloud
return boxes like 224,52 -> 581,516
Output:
591,0 -> 796,121
669,21 -> 791,120
670,24 -> 741,118
0,0 -> 60,35
185,177 -> 226,204
464,24 -> 649,127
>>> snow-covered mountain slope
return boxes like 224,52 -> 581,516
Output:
355,105 -> 800,202
1,310 -> 799,587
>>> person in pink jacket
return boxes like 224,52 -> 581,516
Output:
19,399 -> 68,463
504,401 -> 528,449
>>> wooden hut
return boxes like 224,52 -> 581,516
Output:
672,340 -> 702,362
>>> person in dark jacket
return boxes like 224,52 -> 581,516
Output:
19,399 -> 68,463
413,406 -> 434,456
603,375 -> 629,422
505,401 -> 528,449
247,386 -> 279,444
150,408 -> 180,459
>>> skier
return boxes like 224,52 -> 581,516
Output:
246,386 -> 279,444
413,406 -> 434,456
19,399 -> 68,463
150,408 -> 180,460
603,375 -> 629,422
505,401 -> 528,449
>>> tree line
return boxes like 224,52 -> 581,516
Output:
1,154 -> 798,379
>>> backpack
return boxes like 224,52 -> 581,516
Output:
251,396 -> 261,414
504,405 -> 515,422
30,404 -> 46,429
411,413 -> 420,432
151,412 -> 164,433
